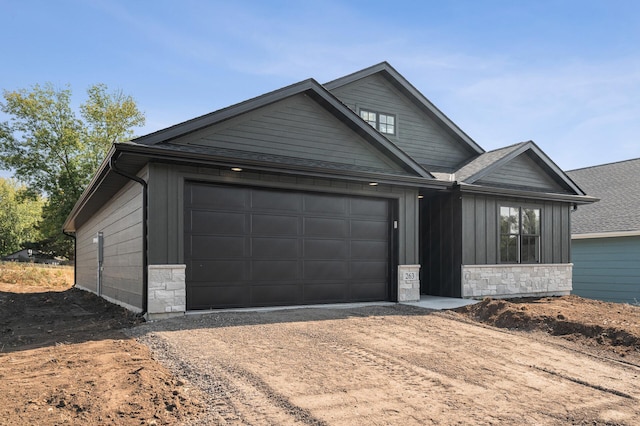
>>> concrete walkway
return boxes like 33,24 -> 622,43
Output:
401,295 -> 479,310
185,296 -> 478,317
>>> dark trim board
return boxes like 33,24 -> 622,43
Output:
184,181 -> 397,309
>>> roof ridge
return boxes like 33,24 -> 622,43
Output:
566,156 -> 640,172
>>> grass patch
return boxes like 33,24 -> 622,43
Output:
0,262 -> 73,288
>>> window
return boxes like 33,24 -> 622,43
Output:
359,109 -> 395,135
499,206 -> 540,263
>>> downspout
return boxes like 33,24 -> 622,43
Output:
109,155 -> 149,315
62,230 -> 77,288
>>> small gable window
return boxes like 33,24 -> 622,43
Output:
499,206 -> 541,263
359,109 -> 395,135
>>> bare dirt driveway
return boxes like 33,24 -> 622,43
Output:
131,304 -> 640,425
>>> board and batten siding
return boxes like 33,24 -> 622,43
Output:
172,93 -> 406,174
421,193 -> 462,297
75,171 -> 145,311
461,194 -> 571,265
329,73 -> 474,172
477,153 -> 568,193
572,236 -> 640,303
147,162 -> 419,270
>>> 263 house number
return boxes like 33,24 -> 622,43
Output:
403,271 -> 417,280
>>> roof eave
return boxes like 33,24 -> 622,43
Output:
456,182 -> 598,204
118,143 -> 446,189
62,144 -> 118,232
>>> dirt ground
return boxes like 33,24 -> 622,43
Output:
0,282 -> 206,425
2,280 -> 640,425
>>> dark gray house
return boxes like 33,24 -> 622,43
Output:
63,62 -> 595,319
567,159 -> 640,304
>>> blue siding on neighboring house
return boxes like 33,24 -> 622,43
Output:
572,236 -> 640,304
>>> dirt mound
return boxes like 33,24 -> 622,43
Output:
0,282 -> 206,424
455,295 -> 640,358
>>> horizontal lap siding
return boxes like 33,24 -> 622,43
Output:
75,176 -> 144,310
179,93 -> 403,172
329,73 -> 473,171
461,194 -> 570,265
477,153 -> 567,193
572,237 -> 640,303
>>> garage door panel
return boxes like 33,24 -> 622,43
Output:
304,217 -> 348,238
351,261 -> 388,280
251,237 -> 299,258
252,214 -> 299,236
251,190 -> 302,212
351,241 -> 388,260
189,285 -> 249,309
192,211 -> 246,235
351,220 -> 388,239
189,260 -> 248,282
349,281 -> 388,300
189,185 -> 247,209
252,260 -> 300,281
304,239 -> 348,259
185,182 -> 392,309
303,194 -> 347,215
303,283 -> 347,302
350,198 -> 388,217
191,236 -> 246,257
303,260 -> 349,280
251,284 -> 303,305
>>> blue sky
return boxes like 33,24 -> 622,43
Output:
1,0 -> 639,174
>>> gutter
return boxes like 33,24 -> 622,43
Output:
108,154 -> 149,315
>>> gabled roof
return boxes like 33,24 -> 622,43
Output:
454,140 -> 587,197
324,61 -> 484,156
567,158 -> 640,236
133,78 -> 432,179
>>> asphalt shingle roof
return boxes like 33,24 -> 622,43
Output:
567,158 -> 640,234
455,142 -> 528,182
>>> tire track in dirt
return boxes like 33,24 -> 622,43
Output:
288,311 -> 640,424
139,331 -> 326,425
132,306 -> 640,425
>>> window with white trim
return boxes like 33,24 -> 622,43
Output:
359,109 -> 395,135
499,206 -> 541,263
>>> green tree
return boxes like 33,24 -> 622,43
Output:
0,178 -> 45,256
0,83 -> 145,259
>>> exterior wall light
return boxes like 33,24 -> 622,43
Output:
368,182 -> 378,186
231,167 -> 243,172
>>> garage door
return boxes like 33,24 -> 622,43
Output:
184,182 -> 392,309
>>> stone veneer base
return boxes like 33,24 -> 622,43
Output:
462,263 -> 572,299
147,264 -> 186,321
398,265 -> 421,302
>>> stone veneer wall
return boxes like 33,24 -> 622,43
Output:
462,264 -> 572,298
147,264 -> 186,320
398,265 -> 421,302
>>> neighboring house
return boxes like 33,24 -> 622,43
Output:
567,159 -> 640,304
3,248 -> 60,265
63,62 -> 595,319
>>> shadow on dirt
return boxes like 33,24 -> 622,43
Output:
0,287 -> 143,353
